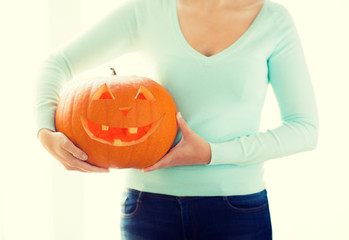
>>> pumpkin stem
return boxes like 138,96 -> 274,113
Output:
110,68 -> 117,76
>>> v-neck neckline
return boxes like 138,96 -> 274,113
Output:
170,0 -> 269,62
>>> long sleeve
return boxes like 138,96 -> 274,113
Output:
208,6 -> 319,166
34,0 -> 139,133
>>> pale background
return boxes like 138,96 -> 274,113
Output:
0,0 -> 348,239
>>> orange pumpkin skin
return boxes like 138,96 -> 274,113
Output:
55,74 -> 178,169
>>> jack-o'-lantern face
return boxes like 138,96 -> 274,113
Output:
55,74 -> 177,169
80,84 -> 164,147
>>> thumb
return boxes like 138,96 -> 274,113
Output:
61,136 -> 88,161
177,112 -> 191,137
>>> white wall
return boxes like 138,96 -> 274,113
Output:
0,0 -> 51,239
262,1 -> 349,239
48,1 -> 86,239
1,0 -> 348,239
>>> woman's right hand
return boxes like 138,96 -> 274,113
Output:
38,128 -> 109,173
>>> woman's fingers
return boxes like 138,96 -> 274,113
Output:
63,164 -> 88,172
61,138 -> 88,161
39,129 -> 109,173
38,130 -> 109,173
59,134 -> 109,172
61,151 -> 109,173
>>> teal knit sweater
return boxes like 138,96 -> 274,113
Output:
35,0 -> 318,196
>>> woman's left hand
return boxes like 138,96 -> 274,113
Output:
143,112 -> 211,172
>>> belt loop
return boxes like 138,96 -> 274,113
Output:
137,191 -> 143,203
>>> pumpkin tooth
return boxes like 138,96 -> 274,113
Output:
114,139 -> 122,145
128,127 -> 138,134
102,125 -> 109,131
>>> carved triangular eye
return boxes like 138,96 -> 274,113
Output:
92,84 -> 115,100
135,86 -> 155,101
135,92 -> 146,100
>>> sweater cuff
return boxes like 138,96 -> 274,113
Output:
36,109 -> 57,137
208,140 -> 243,165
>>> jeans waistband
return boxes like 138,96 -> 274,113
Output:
126,188 -> 267,201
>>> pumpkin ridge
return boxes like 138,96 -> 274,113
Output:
71,86 -> 81,150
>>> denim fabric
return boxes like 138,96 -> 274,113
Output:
120,189 -> 272,240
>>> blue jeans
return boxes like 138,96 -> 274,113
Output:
120,189 -> 272,240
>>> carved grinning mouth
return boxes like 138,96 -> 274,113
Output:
81,115 -> 164,147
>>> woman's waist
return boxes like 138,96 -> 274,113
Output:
123,163 -> 266,197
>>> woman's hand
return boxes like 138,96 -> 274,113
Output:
38,129 -> 109,173
143,112 -> 211,172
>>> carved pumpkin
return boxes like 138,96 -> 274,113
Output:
55,69 -> 178,169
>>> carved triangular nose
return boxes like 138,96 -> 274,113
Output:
119,107 -> 132,116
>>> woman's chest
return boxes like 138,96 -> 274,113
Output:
176,3 -> 264,57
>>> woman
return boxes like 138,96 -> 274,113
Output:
35,0 -> 319,239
